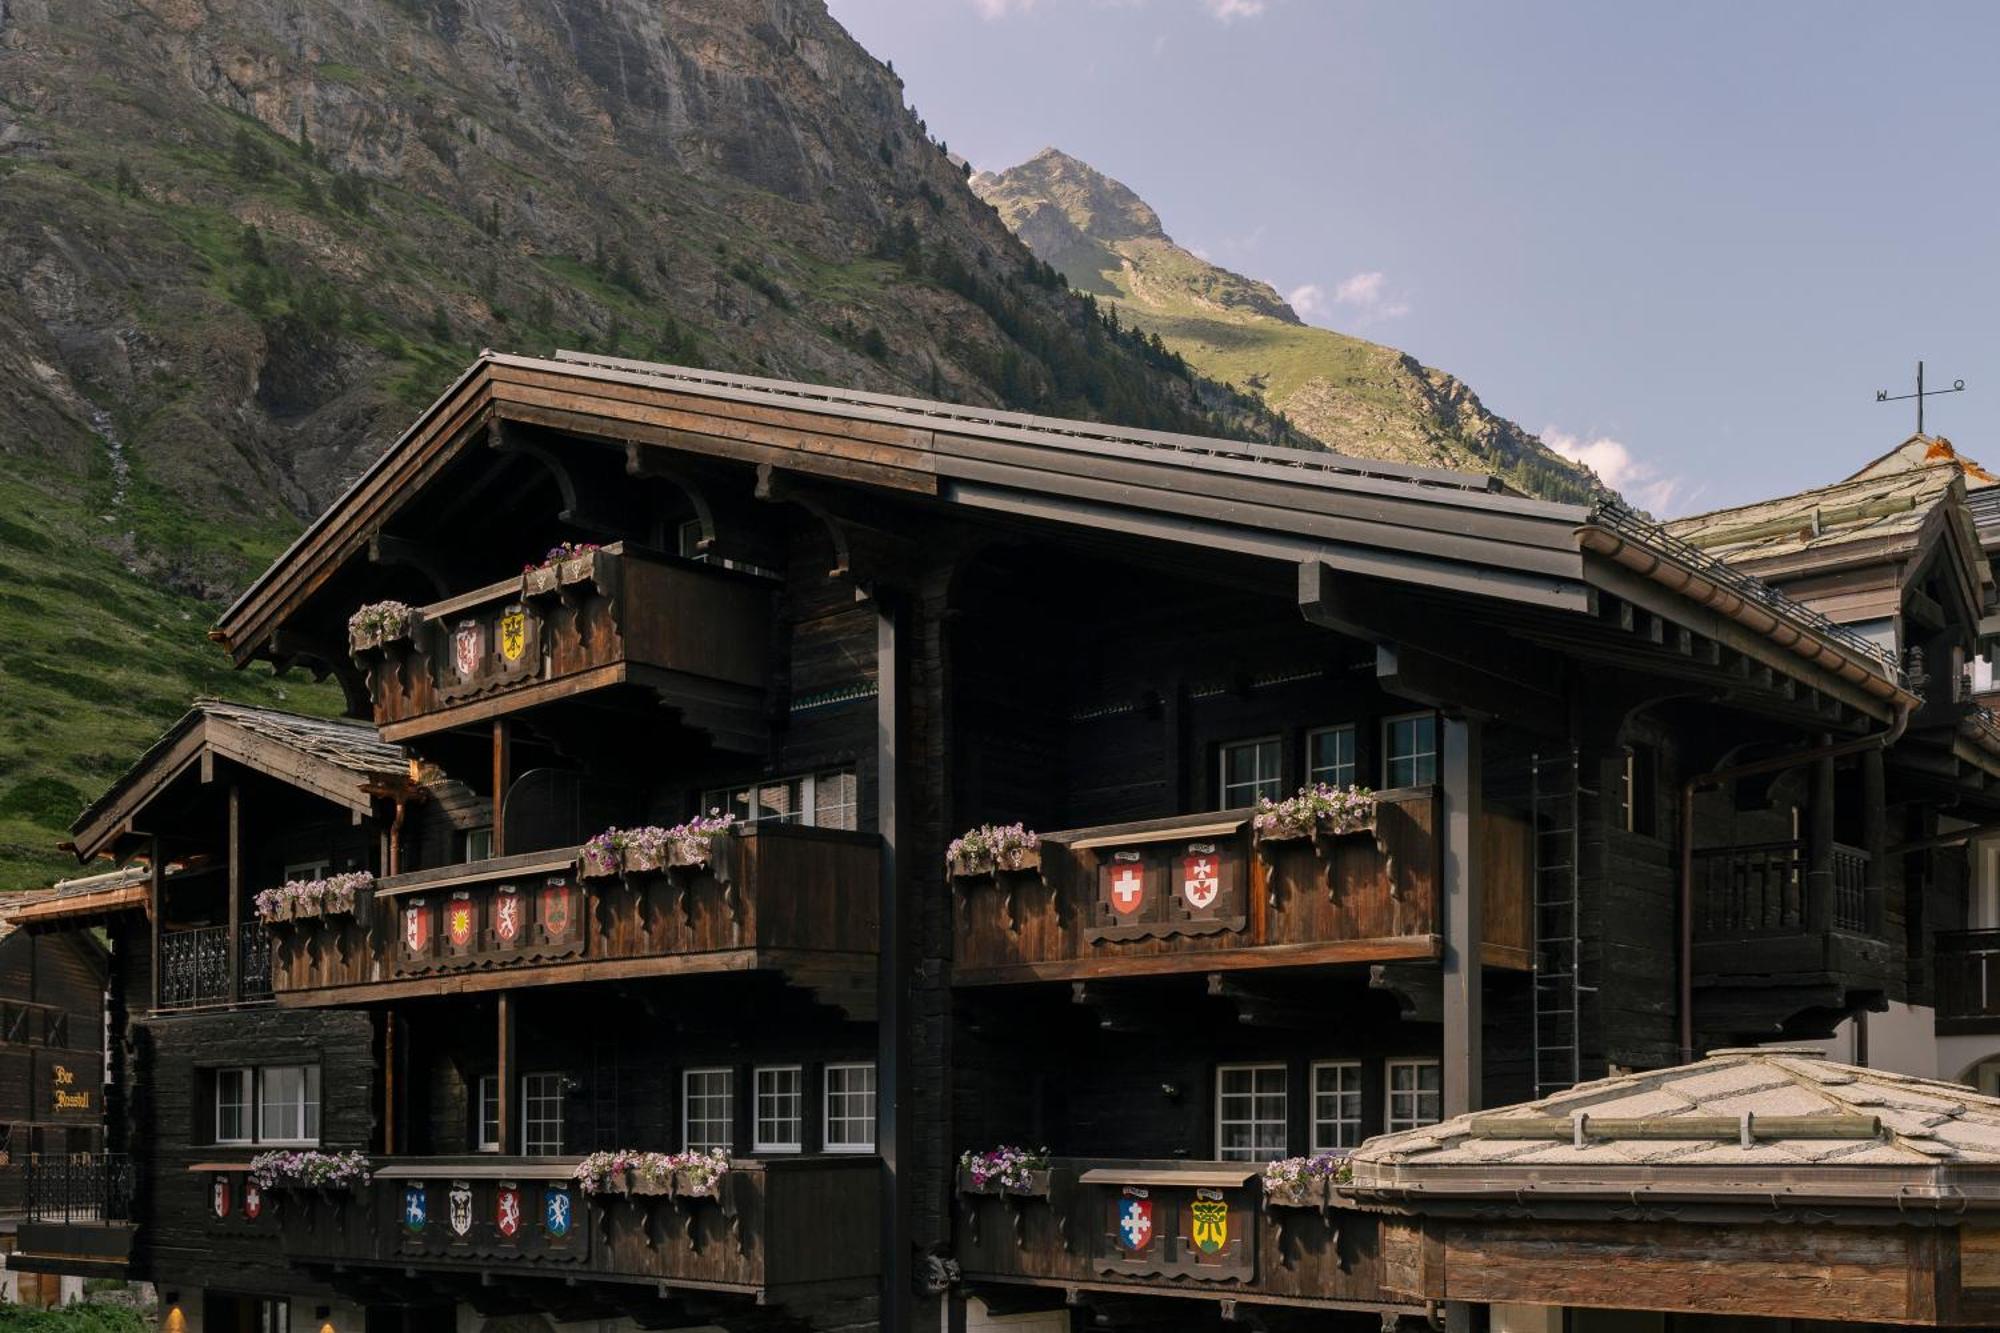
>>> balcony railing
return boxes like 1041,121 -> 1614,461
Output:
355,542 -> 773,745
953,1157 -> 1417,1316
204,1155 -> 878,1301
1693,840 -> 1873,939
25,1153 -> 134,1224
951,790 -> 1533,984
1938,929 -> 2000,1028
158,925 -> 232,1008
239,919 -> 272,999
264,823 -> 879,1004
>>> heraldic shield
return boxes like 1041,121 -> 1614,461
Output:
448,898 -> 474,949
499,607 -> 528,664
402,1184 -> 427,1233
211,1175 -> 230,1219
449,1182 -> 474,1237
1190,1197 -> 1228,1253
494,889 -> 523,945
496,1184 -> 523,1239
243,1181 -> 263,1221
544,1186 -> 573,1238
1116,1193 -> 1153,1253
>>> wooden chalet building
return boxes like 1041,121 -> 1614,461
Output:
14,351 -> 2000,1332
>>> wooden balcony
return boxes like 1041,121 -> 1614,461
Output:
262,823 -> 879,1009
954,1158 -> 1420,1318
1691,839 -> 1891,988
199,1155 -> 878,1304
951,789 -> 1530,986
357,542 -> 773,745
1937,929 -> 2000,1034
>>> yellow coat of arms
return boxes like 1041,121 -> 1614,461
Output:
499,609 -> 528,663
1190,1198 -> 1228,1254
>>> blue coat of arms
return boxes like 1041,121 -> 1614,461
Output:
544,1186 -> 573,1238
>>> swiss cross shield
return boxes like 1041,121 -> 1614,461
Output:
544,1186 -> 573,1238
448,898 -> 474,948
496,1184 -> 522,1239
403,902 -> 430,953
243,1181 -> 263,1221
1181,853 -> 1221,911
499,608 -> 528,664
452,620 -> 482,677
1116,1194 -> 1153,1252
539,880 -> 573,937
449,1182 -> 474,1237
402,1184 -> 427,1233
1108,864 -> 1145,916
1191,1196 -> 1227,1253
211,1176 -> 231,1219
494,890 -> 522,944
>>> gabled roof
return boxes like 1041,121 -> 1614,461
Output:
69,700 -> 410,861
208,351 -> 1912,725
1348,1048 -> 2000,1207
0,866 -> 149,935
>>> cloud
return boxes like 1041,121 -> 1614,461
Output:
971,0 -> 1035,17
1286,283 -> 1327,321
1334,271 -> 1384,305
1201,0 -> 1267,18
1288,270 -> 1410,325
1542,428 -> 1691,515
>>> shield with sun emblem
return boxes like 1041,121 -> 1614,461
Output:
448,896 -> 474,949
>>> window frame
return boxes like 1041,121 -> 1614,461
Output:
822,1062 -> 877,1153
475,1074 -> 500,1152
1382,711 -> 1439,789
1309,1059 -> 1364,1153
215,1066 -> 254,1145
1214,1061 -> 1288,1162
1386,1057 -> 1443,1133
1217,736 -> 1285,810
682,1067 -> 735,1153
753,1065 -> 805,1154
700,768 -> 859,833
255,1064 -> 321,1146
519,1071 -> 566,1156
1306,724 -> 1358,788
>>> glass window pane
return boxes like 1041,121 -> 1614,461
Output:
824,1063 -> 876,1151
684,1068 -> 734,1152
1309,727 -> 1355,787
754,1067 -> 803,1152
522,1072 -> 565,1155
813,770 -> 858,831
1215,1064 -> 1286,1161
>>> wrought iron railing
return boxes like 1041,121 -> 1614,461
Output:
24,1153 -> 134,1224
238,919 -> 272,1000
1589,498 -> 1907,685
1695,839 -> 1873,938
159,925 -> 232,1008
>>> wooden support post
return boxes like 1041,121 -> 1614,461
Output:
497,991 -> 517,1154
492,719 -> 513,856
876,595 -> 912,1333
383,1007 -> 398,1156
148,835 -> 163,1013
226,783 -> 242,1003
1805,744 -> 1835,931
1862,748 -> 1887,933
1441,714 -> 1483,1118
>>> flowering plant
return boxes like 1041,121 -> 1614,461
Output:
1261,1153 -> 1349,1203
946,824 -> 1041,877
957,1144 -> 1050,1193
525,541 -> 600,572
581,813 -> 737,877
347,600 -> 418,644
573,1148 -> 730,1197
254,870 -> 373,922
1252,784 -> 1376,840
249,1149 -> 372,1190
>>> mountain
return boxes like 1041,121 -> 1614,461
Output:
972,148 -> 1603,503
0,0 -> 1298,891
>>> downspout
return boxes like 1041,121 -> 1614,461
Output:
1677,702 -> 1910,1064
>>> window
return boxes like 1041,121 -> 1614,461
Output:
683,1068 -> 734,1152
1619,744 -> 1658,837
258,1065 -> 321,1143
1219,738 -> 1283,809
216,1067 -> 252,1144
521,1072 -> 565,1155
754,1066 -> 803,1153
461,827 -> 494,862
1307,725 -> 1357,788
1215,1063 -> 1287,1161
255,1298 -> 290,1333
1310,1061 -> 1364,1152
1387,1059 -> 1442,1132
701,768 -> 858,832
282,859 -> 331,884
1383,713 -> 1438,788
476,1075 -> 500,1152
823,1062 -> 876,1152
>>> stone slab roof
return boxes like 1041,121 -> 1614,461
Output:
1347,1049 -> 2000,1208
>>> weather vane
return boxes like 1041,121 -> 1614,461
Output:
1877,360 -> 1966,436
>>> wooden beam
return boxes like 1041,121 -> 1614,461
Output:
1441,715 -> 1482,1118
876,592 -> 912,1333
226,783 -> 241,1003
497,991 -> 516,1154
148,835 -> 162,1013
492,718 -> 512,857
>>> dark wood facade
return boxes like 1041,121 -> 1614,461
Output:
0,927 -> 109,1216
21,355 -> 2000,1331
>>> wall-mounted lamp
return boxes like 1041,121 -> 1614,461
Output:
1159,1082 -> 1181,1103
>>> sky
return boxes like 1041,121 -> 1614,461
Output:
825,0 -> 2000,516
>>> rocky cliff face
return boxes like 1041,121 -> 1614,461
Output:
0,0 -> 1292,888
975,148 -> 1605,502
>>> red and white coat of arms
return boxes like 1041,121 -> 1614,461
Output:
496,1185 -> 522,1239
452,621 -> 483,677
494,891 -> 522,945
1108,864 -> 1145,916
1181,854 -> 1221,911
404,903 -> 431,953
448,899 -> 474,948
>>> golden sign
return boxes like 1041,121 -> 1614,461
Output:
52,1063 -> 91,1112
499,609 -> 528,664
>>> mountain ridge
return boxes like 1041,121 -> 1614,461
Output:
973,147 -> 1604,501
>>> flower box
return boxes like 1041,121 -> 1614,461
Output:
347,601 -> 418,655
1262,1176 -> 1329,1208
250,1149 -> 372,1191
956,1146 -> 1052,1196
522,542 -> 601,599
1261,1153 -> 1348,1207
583,815 -> 736,881
255,871 -> 372,924
580,840 -> 623,879
574,1149 -> 729,1199
1253,785 -> 1377,844
955,1165 -> 1051,1198
946,825 -> 1042,880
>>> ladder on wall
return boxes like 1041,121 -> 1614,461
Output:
1530,751 -> 1590,1099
